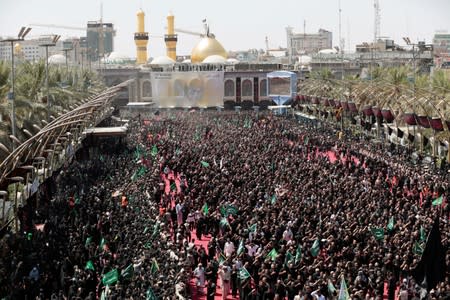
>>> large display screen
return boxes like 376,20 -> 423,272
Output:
150,71 -> 224,108
268,77 -> 291,96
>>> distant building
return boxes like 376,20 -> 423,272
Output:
86,21 -> 115,61
60,37 -> 91,67
0,36 -> 64,62
286,27 -> 332,59
356,39 -> 401,53
433,31 -> 450,68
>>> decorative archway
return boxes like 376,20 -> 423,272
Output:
242,79 -> 253,97
142,81 -> 152,98
260,79 -> 267,97
224,79 -> 235,97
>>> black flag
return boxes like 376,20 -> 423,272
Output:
412,218 -> 446,291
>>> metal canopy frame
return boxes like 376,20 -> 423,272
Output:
0,80 -> 131,187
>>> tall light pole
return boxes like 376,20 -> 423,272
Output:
0,27 -> 32,144
62,46 -> 73,73
40,35 -> 61,123
403,37 -> 433,152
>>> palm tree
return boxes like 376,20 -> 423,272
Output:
0,60 -> 105,157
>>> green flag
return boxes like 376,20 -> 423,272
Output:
151,145 -> 158,157
100,289 -> 107,300
338,277 -> 350,300
220,217 -> 230,228
370,227 -> 385,240
202,203 -> 209,215
413,241 -> 424,255
201,161 -> 210,167
194,130 -> 200,141
310,239 -> 320,257
328,279 -> 337,294
144,242 -> 152,250
143,227 -> 149,234
420,226 -> 426,242
152,223 -> 160,239
387,216 -> 394,231
175,148 -> 181,156
151,259 -> 159,274
243,117 -> 252,128
146,287 -> 158,300
266,248 -> 278,261
218,252 -> 227,265
295,245 -> 302,264
137,166 -> 147,177
85,260 -> 95,271
170,182 -> 176,191
102,269 -> 118,286
121,264 -> 134,281
134,148 -> 142,160
432,195 -> 443,206
131,170 -> 138,182
220,205 -> 238,217
239,267 -> 251,281
237,240 -> 245,256
85,236 -> 92,247
99,238 -> 107,250
285,251 -> 294,266
270,194 -> 277,205
248,223 -> 257,233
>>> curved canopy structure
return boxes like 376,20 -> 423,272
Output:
298,70 -> 450,147
0,80 -> 131,189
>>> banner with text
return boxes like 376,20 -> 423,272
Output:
150,71 -> 224,108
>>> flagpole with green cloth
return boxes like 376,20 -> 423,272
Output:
338,275 -> 350,300
266,248 -> 278,261
202,203 -> 209,216
102,269 -> 119,286
310,239 -> 320,257
432,195 -> 443,206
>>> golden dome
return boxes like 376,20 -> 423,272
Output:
191,36 -> 227,64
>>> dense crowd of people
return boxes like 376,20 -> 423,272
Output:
0,110 -> 448,299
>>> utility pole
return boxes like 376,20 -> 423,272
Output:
40,34 -> 61,123
339,0 -> 344,80
62,47 -> 72,73
0,27 -> 32,144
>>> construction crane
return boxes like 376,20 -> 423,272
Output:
29,23 -> 86,31
172,27 -> 204,37
30,23 -> 163,38
168,19 -> 215,38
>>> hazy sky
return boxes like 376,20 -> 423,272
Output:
1,0 -> 449,58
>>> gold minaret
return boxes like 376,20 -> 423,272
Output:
134,9 -> 149,64
164,12 -> 178,61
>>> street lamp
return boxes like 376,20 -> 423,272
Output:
403,37 -> 434,152
62,46 -> 73,73
40,34 -> 61,123
8,176 -> 24,231
402,37 -> 433,92
0,27 -> 32,143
